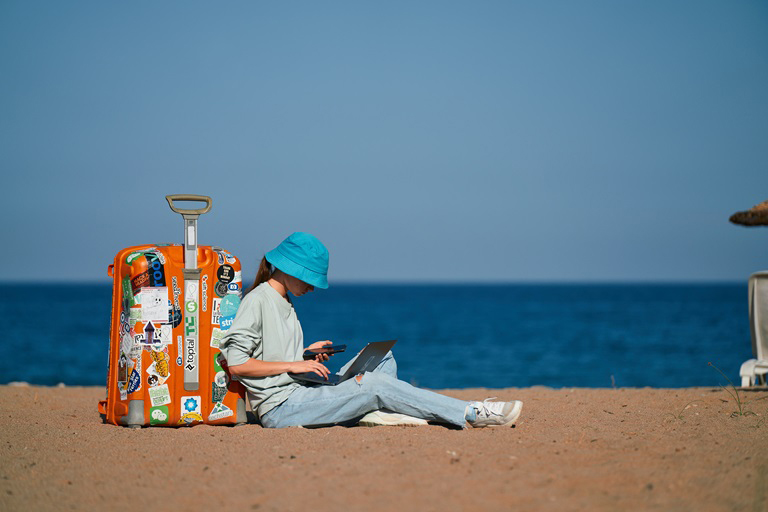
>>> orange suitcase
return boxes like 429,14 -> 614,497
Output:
98,195 -> 247,427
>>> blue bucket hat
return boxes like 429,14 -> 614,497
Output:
265,232 -> 329,289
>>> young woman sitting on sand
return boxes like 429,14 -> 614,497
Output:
218,232 -> 523,429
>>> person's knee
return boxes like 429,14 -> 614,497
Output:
383,351 -> 397,370
353,372 -> 385,407
355,372 -> 375,385
356,371 -> 394,391
354,371 -> 381,390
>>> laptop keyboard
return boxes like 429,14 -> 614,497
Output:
295,372 -> 341,384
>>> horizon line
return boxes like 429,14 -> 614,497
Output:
0,278 -> 747,286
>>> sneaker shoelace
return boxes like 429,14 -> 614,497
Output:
476,397 -> 505,418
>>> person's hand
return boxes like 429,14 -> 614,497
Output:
288,359 -> 330,380
306,340 -> 333,362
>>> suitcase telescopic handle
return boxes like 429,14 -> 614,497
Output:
165,194 -> 211,271
165,195 -> 212,216
166,195 -> 208,390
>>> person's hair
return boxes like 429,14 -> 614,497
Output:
246,256 -> 273,294
245,255 -> 293,304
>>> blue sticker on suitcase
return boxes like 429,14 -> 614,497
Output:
127,369 -> 141,393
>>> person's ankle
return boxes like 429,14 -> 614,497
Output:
464,403 -> 477,422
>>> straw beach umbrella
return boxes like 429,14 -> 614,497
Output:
730,200 -> 768,226
730,199 -> 768,388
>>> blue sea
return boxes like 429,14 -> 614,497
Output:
0,283 -> 752,389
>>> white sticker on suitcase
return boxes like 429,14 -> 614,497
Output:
147,348 -> 171,387
210,327 -> 224,349
121,332 -> 133,354
211,298 -> 222,325
201,275 -> 209,312
157,324 -> 172,344
176,335 -> 183,366
149,384 -> 171,407
185,337 -> 196,372
181,396 -> 201,414
185,281 -> 198,296
138,323 -> 171,347
149,250 -> 165,265
129,308 -> 142,322
179,395 -> 204,424
208,402 -> 233,421
171,277 -> 182,313
141,287 -> 169,322
183,276 -> 200,389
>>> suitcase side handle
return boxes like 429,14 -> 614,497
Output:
165,195 -> 212,216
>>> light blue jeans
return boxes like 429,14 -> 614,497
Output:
260,351 -> 470,428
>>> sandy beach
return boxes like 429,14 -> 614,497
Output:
1,385 -> 766,511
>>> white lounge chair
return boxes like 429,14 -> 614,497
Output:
740,271 -> 768,387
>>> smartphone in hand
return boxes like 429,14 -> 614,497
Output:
303,344 -> 347,360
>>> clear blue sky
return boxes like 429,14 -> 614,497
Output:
2,1 -> 767,283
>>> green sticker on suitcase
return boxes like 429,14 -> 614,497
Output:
149,405 -> 169,425
125,252 -> 143,264
212,354 -> 228,403
122,278 -> 135,307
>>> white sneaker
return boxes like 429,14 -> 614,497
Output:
358,410 -> 429,427
466,398 -> 523,428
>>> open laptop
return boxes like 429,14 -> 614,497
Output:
292,340 -> 397,386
